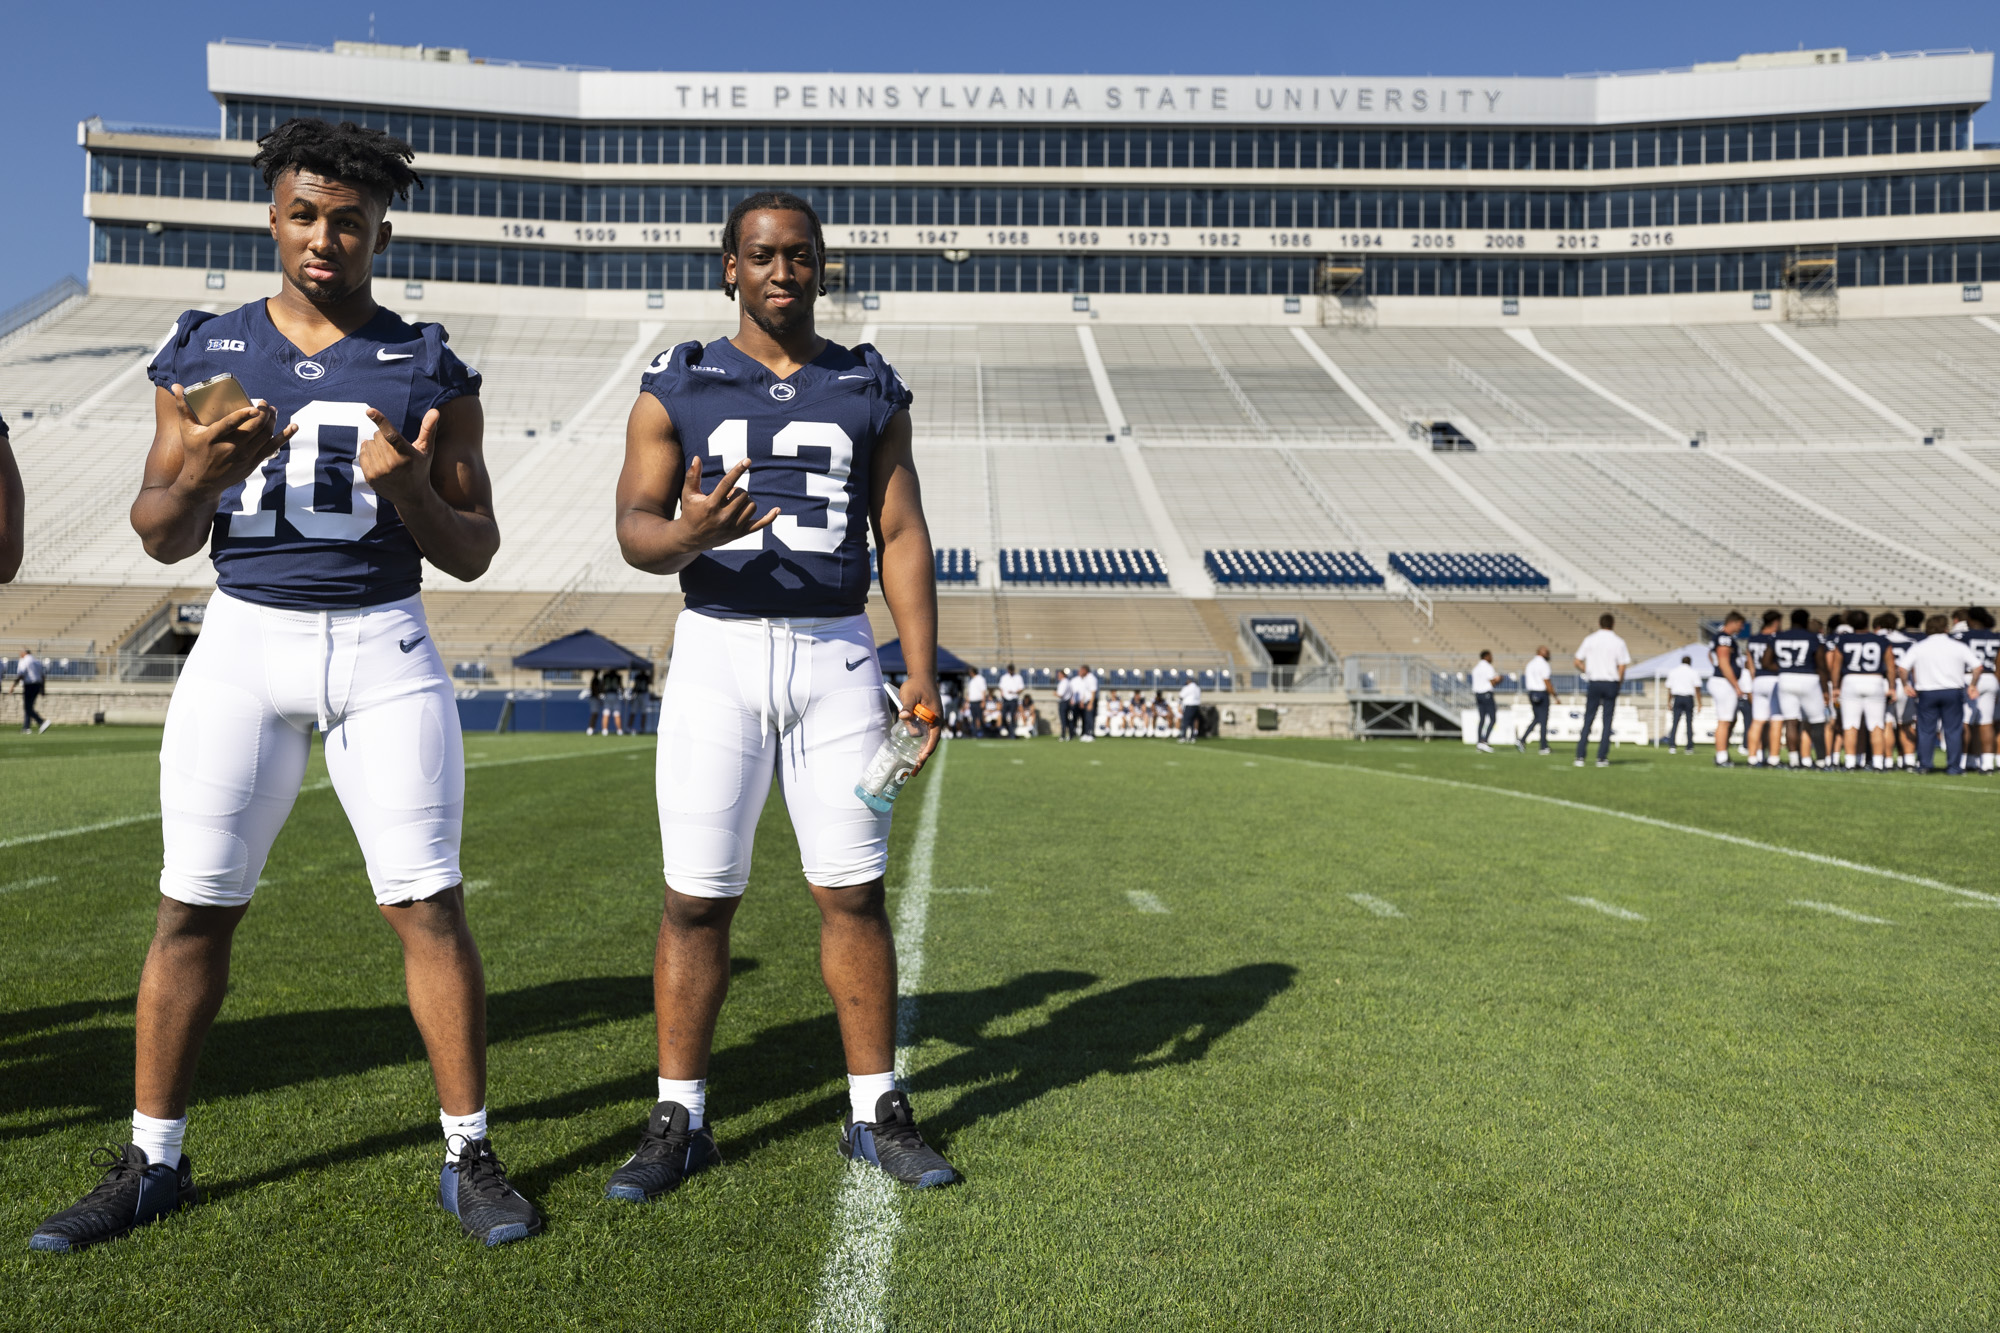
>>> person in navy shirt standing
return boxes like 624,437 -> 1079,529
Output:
0,411 -> 21,583
29,120 -> 538,1253
1770,608 -> 1831,768
608,192 -> 959,1202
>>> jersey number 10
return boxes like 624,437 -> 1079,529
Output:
222,402 -> 382,542
704,418 -> 854,554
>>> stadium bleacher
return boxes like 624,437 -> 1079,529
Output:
8,294 -> 1999,681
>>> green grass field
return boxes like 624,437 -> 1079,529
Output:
4,725 -> 1999,1330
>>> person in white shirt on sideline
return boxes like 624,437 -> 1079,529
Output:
963,665 -> 988,722
997,663 -> 1026,738
1664,655 -> 1702,754
1178,676 -> 1203,743
1904,615 -> 1984,775
1573,613 -> 1632,768
1072,664 -> 1099,742
10,647 -> 50,734
1517,647 -> 1557,754
1470,650 -> 1500,752
1054,668 -> 1074,741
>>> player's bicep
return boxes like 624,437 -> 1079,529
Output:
617,393 -> 685,521
428,395 -> 494,518
869,411 -> 925,541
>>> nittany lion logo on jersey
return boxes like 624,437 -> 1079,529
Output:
769,382 -> 796,402
293,360 -> 326,381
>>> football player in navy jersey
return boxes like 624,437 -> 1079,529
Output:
1706,610 -> 1746,767
29,120 -> 540,1253
1770,609 -> 1831,768
1956,608 -> 2000,772
1831,609 -> 1896,770
0,412 -> 21,582
607,192 -> 960,1199
1745,611 -> 1783,767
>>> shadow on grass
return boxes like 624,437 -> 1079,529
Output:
15,962 -> 1293,1206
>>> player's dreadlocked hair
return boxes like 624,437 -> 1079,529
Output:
252,118 -> 423,205
720,191 -> 826,299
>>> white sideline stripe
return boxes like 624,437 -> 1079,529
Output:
1760,323 -> 1924,437
1792,899 -> 1892,925
463,879 -> 494,895
0,747 -> 630,851
1349,892 -> 1405,918
0,876 -> 58,895
1568,895 -> 1647,921
1230,751 -> 2000,906
809,743 -> 948,1333
1127,889 -> 1170,914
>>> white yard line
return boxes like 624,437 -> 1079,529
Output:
810,743 -> 949,1333
1126,889 -> 1171,914
1791,899 -> 1892,925
1225,751 -> 2000,906
1348,893 -> 1405,918
1567,895 -> 1648,922
0,875 -> 59,895
0,746 -> 632,852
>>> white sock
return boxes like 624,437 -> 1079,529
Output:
659,1077 -> 706,1129
848,1071 -> 898,1126
440,1106 -> 489,1160
131,1110 -> 187,1168
1843,754 -> 1854,768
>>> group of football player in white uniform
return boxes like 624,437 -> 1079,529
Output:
1706,607 -> 1998,772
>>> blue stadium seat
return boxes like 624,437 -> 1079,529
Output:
1388,551 -> 1549,589
1201,549 -> 1385,587
999,547 -> 1166,586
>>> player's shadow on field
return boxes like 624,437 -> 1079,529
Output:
0,972 -> 682,1143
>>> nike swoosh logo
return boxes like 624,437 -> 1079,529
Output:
399,635 -> 428,653
378,349 -> 415,361
844,656 -> 870,671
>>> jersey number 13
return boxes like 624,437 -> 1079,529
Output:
703,418 -> 854,554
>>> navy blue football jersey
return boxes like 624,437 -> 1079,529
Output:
1770,628 -> 1824,674
641,337 -> 911,618
1955,628 -> 2000,673
1837,632 -> 1890,677
1746,632 -> 1777,672
147,302 -> 479,609
1710,629 -> 1741,678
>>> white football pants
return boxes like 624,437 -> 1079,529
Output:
158,588 -> 464,908
655,609 -> 893,898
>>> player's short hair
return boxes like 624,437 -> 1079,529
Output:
1903,608 -> 1925,629
1681,655 -> 1691,664
1790,608 -> 1812,628
1926,614 -> 1949,634
1846,609 -> 1869,631
720,191 -> 826,300
1973,607 -> 1996,629
1873,611 -> 1898,630
1480,649 -> 1492,659
252,118 -> 422,205
1723,610 -> 1744,625
1598,613 -> 1615,629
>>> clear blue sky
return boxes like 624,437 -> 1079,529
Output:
3,0 -> 1995,310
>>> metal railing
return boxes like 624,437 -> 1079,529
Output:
0,276 -> 86,344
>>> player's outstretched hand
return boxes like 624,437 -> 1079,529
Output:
360,407 -> 439,508
900,676 -> 943,771
169,384 -> 291,495
680,457 -> 779,551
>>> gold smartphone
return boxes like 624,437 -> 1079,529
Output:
183,373 -> 254,425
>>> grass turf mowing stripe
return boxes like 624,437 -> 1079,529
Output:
0,746 -> 634,850
1229,750 -> 2000,905
1791,899 -> 1893,925
809,742 -> 948,1333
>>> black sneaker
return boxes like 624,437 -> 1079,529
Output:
604,1101 -> 720,1203
29,1145 -> 196,1252
840,1090 -> 962,1190
439,1137 -> 542,1246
